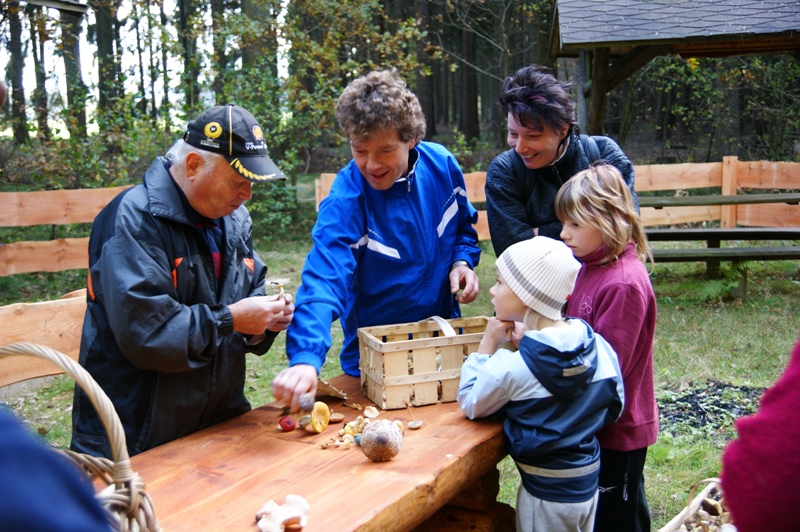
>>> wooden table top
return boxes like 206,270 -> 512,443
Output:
129,375 -> 506,532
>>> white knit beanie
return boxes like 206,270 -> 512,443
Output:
495,236 -> 581,320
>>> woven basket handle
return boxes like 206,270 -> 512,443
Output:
0,342 -> 133,480
420,316 -> 457,337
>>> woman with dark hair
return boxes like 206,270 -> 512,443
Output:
485,65 -> 638,257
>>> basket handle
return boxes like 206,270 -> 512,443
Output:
420,316 -> 457,337
0,342 -> 134,481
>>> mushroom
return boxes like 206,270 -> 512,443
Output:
307,401 -> 331,433
363,405 -> 380,418
255,494 -> 310,532
405,402 -> 422,430
360,419 -> 403,462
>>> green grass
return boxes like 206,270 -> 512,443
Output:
3,174 -> 798,528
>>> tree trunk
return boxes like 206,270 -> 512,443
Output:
416,0 -> 435,139
90,0 -> 120,112
160,3 -> 172,133
132,3 -> 149,117
27,5 -> 51,140
461,25 -> 479,143
146,6 -> 158,120
211,0 -> 226,99
242,0 -> 273,70
8,0 -> 29,144
60,9 -> 88,138
178,0 -> 201,112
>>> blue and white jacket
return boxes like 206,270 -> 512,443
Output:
458,319 -> 624,503
287,142 -> 481,376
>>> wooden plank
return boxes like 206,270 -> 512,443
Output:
638,193 -> 800,208
737,160 -> 800,190
737,203 -> 800,228
634,162 -> 722,192
640,205 -> 721,227
0,296 -> 86,387
462,171 -> 487,204
652,246 -> 800,263
474,210 -> 490,241
315,173 -> 336,211
0,186 -> 131,227
0,237 -> 89,276
646,228 -> 800,242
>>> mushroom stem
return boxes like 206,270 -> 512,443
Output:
405,401 -> 416,422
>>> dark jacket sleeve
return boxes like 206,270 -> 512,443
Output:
485,150 -> 535,256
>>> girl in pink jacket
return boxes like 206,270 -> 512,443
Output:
555,165 -> 657,532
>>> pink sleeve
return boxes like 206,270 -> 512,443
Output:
721,339 -> 800,532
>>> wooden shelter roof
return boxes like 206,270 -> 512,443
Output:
550,0 -> 800,58
549,0 -> 800,134
23,0 -> 88,15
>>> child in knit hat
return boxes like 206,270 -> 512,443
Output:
457,236 -> 624,532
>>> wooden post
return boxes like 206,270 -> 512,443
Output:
588,47 -> 610,135
720,156 -> 738,228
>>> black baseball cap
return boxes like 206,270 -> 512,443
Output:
183,104 -> 286,182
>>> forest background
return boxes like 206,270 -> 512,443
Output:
1,0 -> 800,528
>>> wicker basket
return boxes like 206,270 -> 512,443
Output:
0,342 -> 159,532
358,316 -> 488,410
658,478 -> 733,532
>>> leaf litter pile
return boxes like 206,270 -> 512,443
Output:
658,380 -> 764,442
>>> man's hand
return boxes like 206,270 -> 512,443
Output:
449,264 -> 479,304
227,293 -> 294,335
271,364 -> 318,413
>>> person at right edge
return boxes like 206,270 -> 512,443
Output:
555,165 -> 657,532
485,64 -> 639,257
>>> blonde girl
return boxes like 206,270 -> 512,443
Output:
555,164 -> 657,532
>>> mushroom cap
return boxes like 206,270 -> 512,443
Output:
309,401 -> 331,433
360,419 -> 403,462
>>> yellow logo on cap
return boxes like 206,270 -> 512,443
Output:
253,125 -> 264,141
204,122 -> 223,139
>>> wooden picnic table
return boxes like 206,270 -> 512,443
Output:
129,374 -> 510,531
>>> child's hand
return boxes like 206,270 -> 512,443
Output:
511,321 -> 527,348
478,317 -> 515,354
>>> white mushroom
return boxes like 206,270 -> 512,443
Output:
255,494 -> 310,532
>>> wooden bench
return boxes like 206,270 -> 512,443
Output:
316,157 -> 800,272
0,186 -> 131,276
0,186 -> 129,384
0,290 -> 87,387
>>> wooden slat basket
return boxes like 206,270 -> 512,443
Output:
0,342 -> 159,532
358,316 -> 488,410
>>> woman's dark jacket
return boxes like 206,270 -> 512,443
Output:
485,133 -> 638,256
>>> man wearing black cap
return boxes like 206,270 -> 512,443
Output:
71,104 -> 294,458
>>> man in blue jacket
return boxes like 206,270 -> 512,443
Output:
71,104 -> 294,458
272,69 -> 481,411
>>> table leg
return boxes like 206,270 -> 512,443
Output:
414,467 -> 516,531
